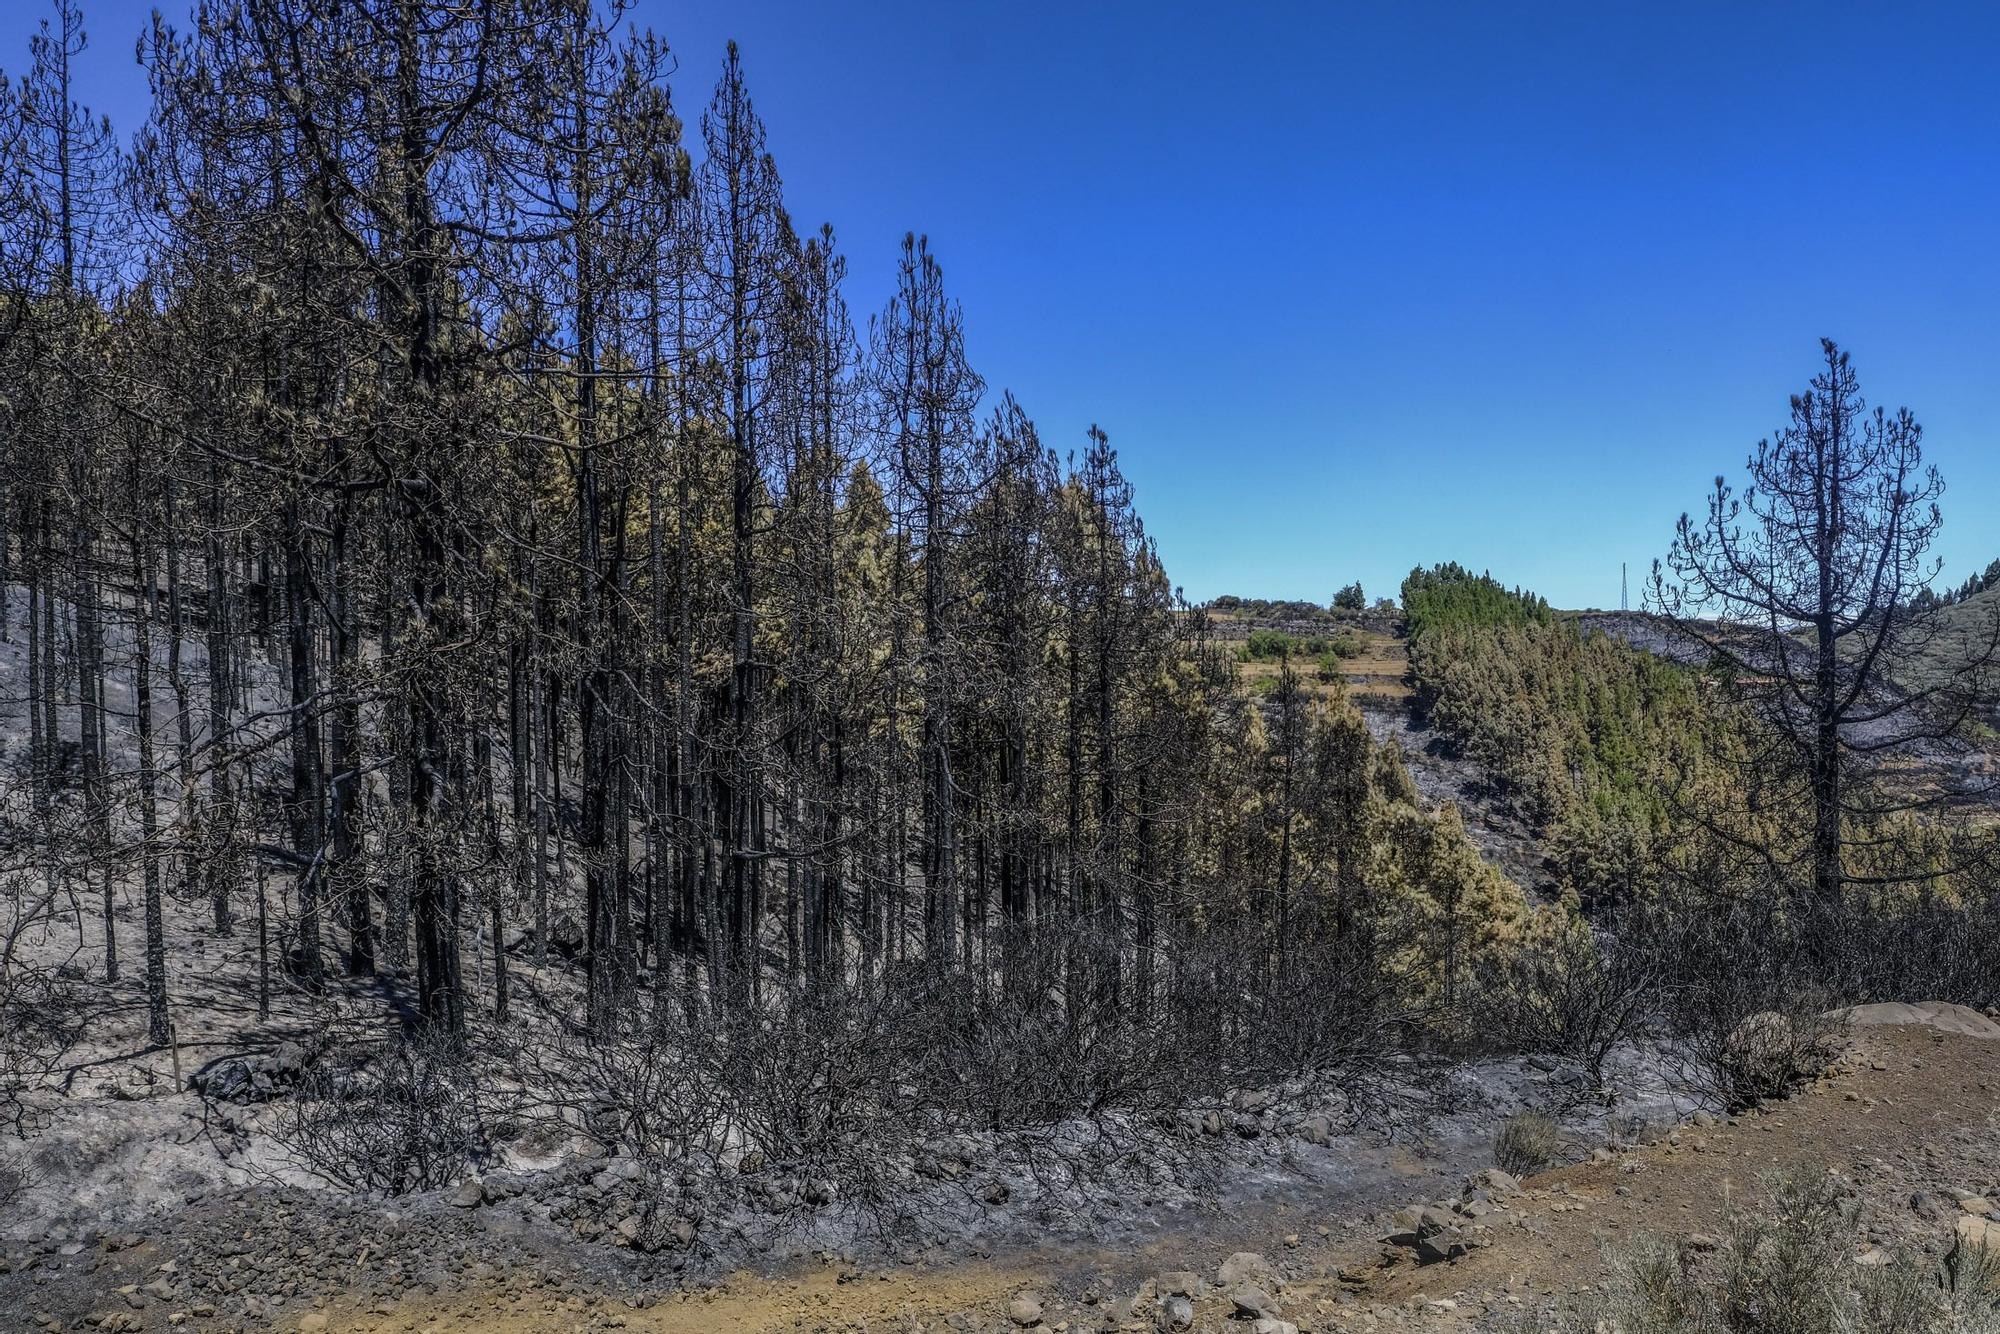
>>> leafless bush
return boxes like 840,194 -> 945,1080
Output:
0,1147 -> 34,1213
1542,1167 -> 2000,1333
714,968 -> 933,1201
1796,886 -> 2000,1014
512,1009 -> 732,1169
943,927 -> 1215,1127
497,914 -> 1428,1238
1494,1110 -> 1559,1177
1621,886 -> 1846,1110
1471,913 -> 1655,1095
0,964 -> 86,1134
268,1030 -> 490,1194
1232,925 -> 1428,1090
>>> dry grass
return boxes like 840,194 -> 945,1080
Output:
1226,628 -> 1412,706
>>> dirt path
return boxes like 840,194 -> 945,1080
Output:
267,1021 -> 1999,1333
1343,1022 -> 2000,1319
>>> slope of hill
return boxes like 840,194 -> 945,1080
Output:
10,1016 -> 1999,1332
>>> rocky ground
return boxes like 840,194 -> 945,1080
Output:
7,1013 -> 2000,1332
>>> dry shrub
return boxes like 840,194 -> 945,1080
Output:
1545,1168 -> 2000,1333
269,1030 -> 490,1194
0,965 -> 85,1135
1494,1110 -> 1559,1178
513,1009 -> 731,1169
1713,1006 -> 1846,1108
1624,887 -> 1848,1111
714,966 -> 934,1200
1471,912 -> 1654,1095
0,1148 -> 33,1213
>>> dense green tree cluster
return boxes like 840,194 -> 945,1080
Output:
1909,557 -> 2000,612
1401,564 -> 1746,906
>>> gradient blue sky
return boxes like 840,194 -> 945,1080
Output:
13,1 -> 1999,609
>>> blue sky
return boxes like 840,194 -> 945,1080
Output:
13,1 -> 1999,609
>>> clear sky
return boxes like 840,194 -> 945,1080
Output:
12,1 -> 1999,610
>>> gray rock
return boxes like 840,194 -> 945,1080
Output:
1216,1250 -> 1277,1289
447,1179 -> 485,1209
1006,1291 -> 1043,1326
1231,1284 -> 1279,1319
1407,1210 -> 1471,1264
1158,1294 -> 1194,1329
1231,1088 -> 1276,1114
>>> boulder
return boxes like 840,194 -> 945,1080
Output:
1216,1251 -> 1278,1289
1230,1285 -> 1279,1319
1412,1226 -> 1470,1265
1385,1207 -> 1471,1265
1154,1270 -> 1203,1299
447,1179 -> 485,1209
1251,1322 -> 1299,1334
1159,1294 -> 1194,1329
1230,1087 -> 1276,1114
1005,1291 -> 1043,1327
1467,1168 -> 1521,1197
1956,1215 -> 2000,1256
1828,1001 -> 2000,1040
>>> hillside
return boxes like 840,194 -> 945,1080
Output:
2,0 -> 1996,1327
1571,600 -> 2000,822
9,1012 -> 2000,1331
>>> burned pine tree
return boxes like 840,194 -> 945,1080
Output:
1653,339 -> 1999,904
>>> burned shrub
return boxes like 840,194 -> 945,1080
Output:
0,965 -> 85,1134
1627,890 -> 1847,1110
1471,912 -> 1654,1097
714,967 -> 933,1201
269,1030 -> 490,1194
0,1148 -> 33,1214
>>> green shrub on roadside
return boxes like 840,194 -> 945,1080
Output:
1543,1168 -> 2000,1334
